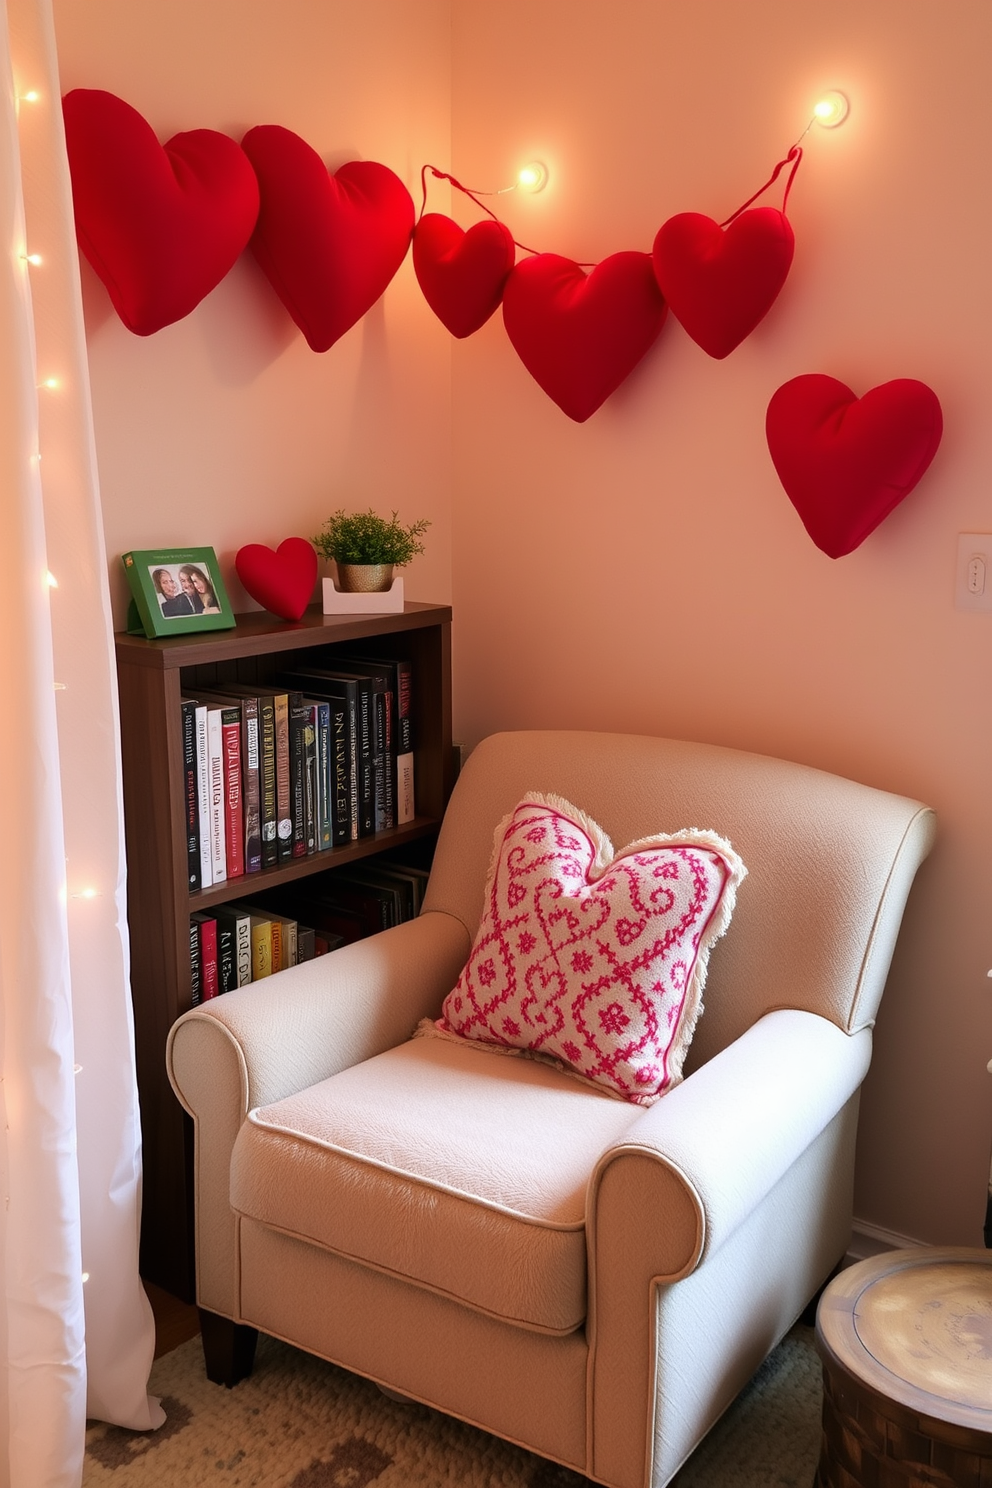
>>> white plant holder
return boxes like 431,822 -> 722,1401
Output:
322,575 -> 405,614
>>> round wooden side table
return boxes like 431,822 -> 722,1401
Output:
814,1247 -> 992,1488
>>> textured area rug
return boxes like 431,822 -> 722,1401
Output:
84,1325 -> 822,1487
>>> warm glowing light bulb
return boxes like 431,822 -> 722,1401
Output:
21,90 -> 40,103
517,161 -> 548,193
46,571 -> 58,588
813,91 -> 849,128
41,376 -> 59,390
23,252 -> 43,266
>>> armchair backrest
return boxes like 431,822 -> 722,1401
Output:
422,731 -> 936,1065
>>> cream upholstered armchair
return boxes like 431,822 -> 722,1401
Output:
166,730 -> 935,1488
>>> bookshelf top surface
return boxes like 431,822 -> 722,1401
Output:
115,601 -> 452,672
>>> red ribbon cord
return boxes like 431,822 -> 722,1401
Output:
719,145 -> 803,228
420,165 -> 589,263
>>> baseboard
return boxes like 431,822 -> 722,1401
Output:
845,1218 -> 925,1267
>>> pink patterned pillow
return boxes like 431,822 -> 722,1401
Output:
434,793 -> 746,1105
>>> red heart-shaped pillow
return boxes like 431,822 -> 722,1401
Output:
62,89 -> 260,337
235,538 -> 318,621
241,125 -> 414,353
501,251 -> 668,422
412,213 -> 516,338
765,375 -> 943,558
651,207 -> 794,359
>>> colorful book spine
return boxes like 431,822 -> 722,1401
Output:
180,699 -> 201,890
191,912 -> 218,1000
248,915 -> 273,980
205,708 -> 228,884
303,706 -> 318,854
215,905 -> 252,989
269,915 -> 284,972
324,696 -> 350,846
394,659 -> 415,824
288,693 -> 308,859
189,917 -> 202,1007
272,690 -> 292,862
257,695 -> 277,868
241,696 -> 262,873
216,915 -> 236,995
193,701 -> 212,889
309,699 -> 332,851
219,705 -> 244,879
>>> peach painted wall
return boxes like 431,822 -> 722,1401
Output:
52,0 -> 454,620
449,0 -> 992,1245
52,0 -> 991,1249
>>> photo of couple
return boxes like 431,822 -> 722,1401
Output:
151,562 -> 222,618
122,546 -> 236,639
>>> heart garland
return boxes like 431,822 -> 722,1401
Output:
235,537 -> 318,621
651,207 -> 795,359
501,252 -> 668,423
62,89 -> 260,336
241,125 -> 414,353
412,213 -> 516,338
650,145 -> 802,359
765,375 -> 943,558
62,94 -> 944,555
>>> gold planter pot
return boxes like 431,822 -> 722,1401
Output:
335,562 -> 394,593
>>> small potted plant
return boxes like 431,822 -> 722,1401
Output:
312,507 -> 430,593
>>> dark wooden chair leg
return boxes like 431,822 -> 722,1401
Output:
198,1307 -> 258,1387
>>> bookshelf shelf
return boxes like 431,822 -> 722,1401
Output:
116,601 -> 453,1300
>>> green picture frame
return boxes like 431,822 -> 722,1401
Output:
122,547 -> 236,639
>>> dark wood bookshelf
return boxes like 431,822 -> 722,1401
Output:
116,601 -> 453,1301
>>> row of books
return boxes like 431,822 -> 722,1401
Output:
182,653 -> 415,891
189,856 -> 430,1004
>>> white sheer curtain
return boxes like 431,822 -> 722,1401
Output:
0,1 -> 161,1483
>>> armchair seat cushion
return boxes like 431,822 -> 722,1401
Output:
231,1032 -> 640,1333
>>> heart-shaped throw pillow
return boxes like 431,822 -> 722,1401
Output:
241,125 -> 414,353
765,374 -> 943,558
651,208 -> 795,359
235,537 -> 317,621
413,213 -> 516,338
432,793 -> 746,1105
501,252 -> 668,423
62,89 -> 260,337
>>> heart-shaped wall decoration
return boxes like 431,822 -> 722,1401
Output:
235,537 -> 318,621
61,89 -> 260,337
241,125 -> 414,353
501,251 -> 667,422
651,207 -> 794,359
412,213 -> 516,338
765,375 -> 943,558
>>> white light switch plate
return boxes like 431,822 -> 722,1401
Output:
956,534 -> 992,612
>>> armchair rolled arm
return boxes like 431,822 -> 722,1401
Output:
591,1009 -> 873,1277
587,1010 -> 872,1488
165,910 -> 470,1316
168,910 -> 471,1117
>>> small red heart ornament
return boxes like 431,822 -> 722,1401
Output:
501,251 -> 668,422
412,213 -> 516,338
765,375 -> 943,558
241,125 -> 414,353
235,538 -> 318,621
651,207 -> 794,359
62,89 -> 260,337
